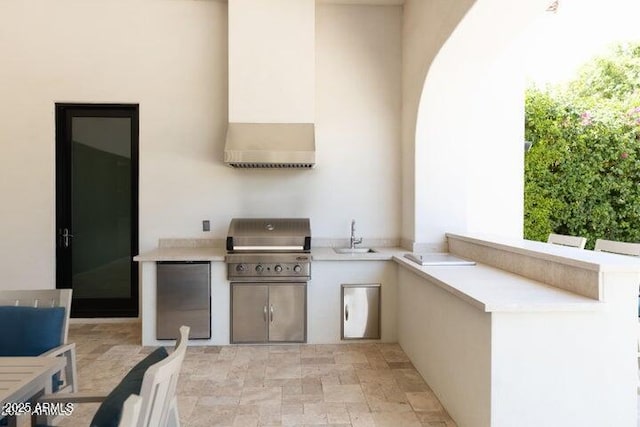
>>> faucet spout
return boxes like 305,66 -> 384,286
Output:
350,219 -> 363,249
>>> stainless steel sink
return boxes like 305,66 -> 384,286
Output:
403,253 -> 475,266
334,247 -> 376,254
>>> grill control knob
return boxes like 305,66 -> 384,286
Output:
293,265 -> 302,273
274,265 -> 283,273
236,264 -> 246,273
255,265 -> 264,273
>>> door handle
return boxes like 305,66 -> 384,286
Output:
263,305 -> 268,322
270,304 -> 274,322
345,304 -> 349,322
60,228 -> 74,248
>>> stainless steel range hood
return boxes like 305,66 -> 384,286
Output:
224,123 -> 315,168
225,0 -> 316,169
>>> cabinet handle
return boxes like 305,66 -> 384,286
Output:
263,305 -> 267,322
345,304 -> 349,322
270,304 -> 274,322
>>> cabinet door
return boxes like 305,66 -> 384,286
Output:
342,284 -> 381,340
231,284 -> 269,343
268,283 -> 306,343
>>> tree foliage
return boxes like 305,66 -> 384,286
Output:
524,43 -> 640,248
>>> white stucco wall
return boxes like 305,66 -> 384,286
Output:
401,0 -> 476,250
404,0 -> 549,251
229,0 -> 315,123
0,1 -> 401,290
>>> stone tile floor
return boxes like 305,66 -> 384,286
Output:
59,322 -> 456,426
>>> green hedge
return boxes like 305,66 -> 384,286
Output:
524,43 -> 640,249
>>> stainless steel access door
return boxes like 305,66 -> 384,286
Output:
268,284 -> 306,342
342,284 -> 381,340
156,262 -> 211,340
231,282 -> 307,343
231,284 -> 269,343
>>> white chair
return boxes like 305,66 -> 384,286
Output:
118,394 -> 143,427
0,289 -> 77,394
39,325 -> 189,427
594,239 -> 640,256
547,233 -> 587,249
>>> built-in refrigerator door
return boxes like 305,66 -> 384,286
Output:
156,262 -> 211,340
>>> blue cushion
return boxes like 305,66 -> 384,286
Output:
0,306 -> 65,356
90,347 -> 169,427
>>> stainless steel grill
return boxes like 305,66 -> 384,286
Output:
225,218 -> 311,282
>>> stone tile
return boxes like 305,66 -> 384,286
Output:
356,368 -> 396,385
388,362 -> 415,370
406,392 -> 443,412
64,323 -> 464,427
371,411 -> 422,427
232,413 -> 259,427
265,364 -> 301,379
350,411 -> 376,427
281,412 -> 328,425
188,403 -> 237,427
239,386 -> 282,405
334,351 -> 369,364
301,356 -> 336,365
282,402 -> 304,415
323,384 -> 367,403
415,409 -> 454,424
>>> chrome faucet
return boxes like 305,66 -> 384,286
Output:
350,219 -> 363,249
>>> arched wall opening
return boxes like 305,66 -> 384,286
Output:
405,0 -> 550,251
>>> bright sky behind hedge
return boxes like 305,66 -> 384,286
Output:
524,0 -> 640,85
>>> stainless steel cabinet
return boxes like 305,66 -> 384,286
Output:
231,283 -> 306,343
341,284 -> 381,340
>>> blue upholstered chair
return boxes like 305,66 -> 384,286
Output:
0,289 -> 77,393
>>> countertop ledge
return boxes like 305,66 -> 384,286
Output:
448,233 -> 640,272
393,255 -> 604,313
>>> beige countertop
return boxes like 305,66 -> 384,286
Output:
448,233 -> 640,272
394,254 -> 603,313
134,242 -> 601,314
133,246 -> 226,262
134,246 -> 407,262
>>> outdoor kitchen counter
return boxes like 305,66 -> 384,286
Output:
398,233 -> 640,427
133,246 -> 226,262
393,254 -> 603,313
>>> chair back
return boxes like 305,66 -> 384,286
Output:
118,394 -> 143,427
137,325 -> 189,427
0,289 -> 72,344
594,239 -> 640,256
547,233 -> 587,249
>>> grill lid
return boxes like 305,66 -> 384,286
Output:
226,218 -> 311,252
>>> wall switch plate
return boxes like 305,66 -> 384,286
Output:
202,220 -> 210,232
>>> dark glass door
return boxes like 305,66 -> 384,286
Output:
56,104 -> 139,317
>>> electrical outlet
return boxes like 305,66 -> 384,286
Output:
202,220 -> 210,232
